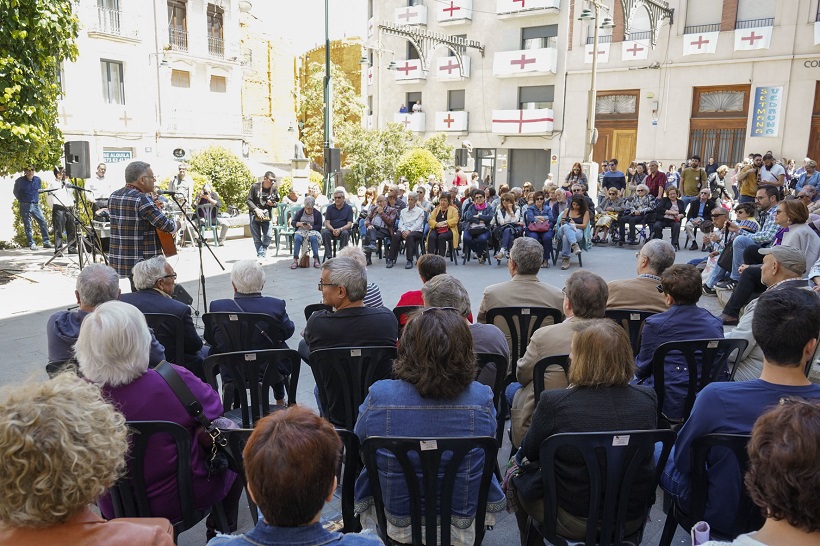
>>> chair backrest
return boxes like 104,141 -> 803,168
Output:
538,429 -> 677,546
532,355 -> 570,402
144,312 -> 186,366
304,303 -> 333,321
221,428 -> 258,525
203,312 -> 285,355
335,428 -> 362,533
651,338 -> 748,424
475,352 -> 507,408
196,203 -> 217,228
110,420 -> 211,538
275,202 -> 289,226
604,309 -> 657,357
309,346 -> 397,430
688,433 -> 763,538
361,436 -> 499,546
203,348 -> 301,427
485,306 -> 563,379
393,305 -> 422,333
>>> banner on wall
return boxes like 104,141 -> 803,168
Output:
750,86 -> 783,138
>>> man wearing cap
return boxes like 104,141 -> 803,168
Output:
725,246 -> 809,382
13,167 -> 52,250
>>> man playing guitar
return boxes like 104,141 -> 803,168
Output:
109,161 -> 180,277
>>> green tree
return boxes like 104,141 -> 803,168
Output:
277,171 -> 324,199
418,132 -> 454,168
0,1 -> 79,175
188,146 -> 255,210
297,61 -> 364,166
396,149 -> 444,189
337,122 -> 415,188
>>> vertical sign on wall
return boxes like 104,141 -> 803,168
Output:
750,86 -> 783,137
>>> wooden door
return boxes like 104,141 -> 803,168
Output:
612,129 -> 637,170
809,121 -> 820,162
593,129 -> 613,166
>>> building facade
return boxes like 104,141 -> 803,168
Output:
365,0 -> 820,187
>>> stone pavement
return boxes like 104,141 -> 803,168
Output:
0,236 -> 730,545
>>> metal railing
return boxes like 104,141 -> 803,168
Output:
168,27 -> 188,51
208,36 -> 225,59
88,5 -> 139,39
735,18 -> 774,29
683,23 -> 721,34
585,34 -> 613,45
627,30 -> 652,41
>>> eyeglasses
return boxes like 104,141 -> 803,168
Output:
608,192 -> 617,196
572,189 -> 584,193
754,196 -> 765,201
334,196 -> 345,200
608,163 -> 615,167
159,273 -> 177,281
317,281 -> 338,291
798,194 -> 811,199
535,197 -> 545,201
636,189 -> 647,192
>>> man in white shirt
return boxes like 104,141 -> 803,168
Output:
47,167 -> 77,254
389,192 -> 425,269
758,153 -> 786,187
86,162 -> 112,214
168,164 -> 192,210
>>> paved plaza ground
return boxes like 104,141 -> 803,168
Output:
0,235 -> 745,545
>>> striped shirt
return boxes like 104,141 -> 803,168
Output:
109,185 -> 177,277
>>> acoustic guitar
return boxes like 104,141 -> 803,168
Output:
152,194 -> 178,257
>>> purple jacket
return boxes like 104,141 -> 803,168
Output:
98,364 -> 235,523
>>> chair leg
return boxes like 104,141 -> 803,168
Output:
658,507 -> 680,546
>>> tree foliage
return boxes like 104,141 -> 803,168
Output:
297,61 -> 364,166
188,146 -> 255,210
337,123 -> 415,188
0,1 -> 79,175
277,171 -> 324,199
419,133 -> 454,168
396,149 -> 444,189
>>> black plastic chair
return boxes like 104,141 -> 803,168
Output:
335,427 -> 363,533
476,352 -> 508,446
221,428 -> 258,525
361,436 -> 499,546
110,420 -> 230,540
532,355 -> 570,402
203,348 -> 301,427
485,307 -> 563,381
304,303 -> 333,321
203,312 -> 285,355
46,358 -> 77,377
144,312 -> 186,367
659,433 -> 762,546
528,429 -> 677,546
393,305 -> 422,337
309,346 -> 397,430
604,309 -> 657,358
651,339 -> 748,425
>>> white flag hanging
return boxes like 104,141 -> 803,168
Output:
621,40 -> 649,61
682,32 -> 719,56
491,109 -> 554,134
734,26 -> 772,51
584,43 -> 610,64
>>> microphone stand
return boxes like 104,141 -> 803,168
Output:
42,183 -> 106,270
165,192 -> 224,317
73,180 -> 108,265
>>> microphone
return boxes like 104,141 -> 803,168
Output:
38,187 -> 60,193
157,190 -> 184,196
65,183 -> 92,192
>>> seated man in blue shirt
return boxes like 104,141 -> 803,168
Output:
321,188 -> 354,261
659,288 -> 820,536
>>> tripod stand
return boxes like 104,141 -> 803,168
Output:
42,184 -> 107,270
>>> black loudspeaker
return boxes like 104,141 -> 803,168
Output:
64,141 -> 91,179
454,148 -> 469,167
324,147 -> 341,173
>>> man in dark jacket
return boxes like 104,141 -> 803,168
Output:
246,172 -> 278,258
684,189 -> 716,250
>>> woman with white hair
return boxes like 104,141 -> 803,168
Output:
291,195 -> 323,269
615,183 -> 656,245
76,301 -> 241,541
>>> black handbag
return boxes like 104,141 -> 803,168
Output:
716,230 -> 734,271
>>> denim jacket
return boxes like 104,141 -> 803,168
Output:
208,521 -> 382,545
353,380 -> 505,544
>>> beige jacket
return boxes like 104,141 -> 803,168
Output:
606,276 -> 668,314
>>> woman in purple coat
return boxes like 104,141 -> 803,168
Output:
75,301 -> 241,540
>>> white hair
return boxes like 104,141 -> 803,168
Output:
76,301 -> 151,387
131,256 -> 168,290
76,264 -> 120,307
231,259 -> 265,294
303,195 -> 316,208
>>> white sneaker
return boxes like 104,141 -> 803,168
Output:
571,243 -> 581,255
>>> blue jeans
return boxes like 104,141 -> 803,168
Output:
19,202 -> 50,246
293,233 -> 319,260
656,444 -> 690,511
557,223 -> 582,256
730,235 -> 756,281
681,195 -> 698,211
249,215 -> 271,256
706,263 -> 729,288
463,228 -> 490,257
498,225 -> 518,251
526,230 -> 553,260
738,195 -> 755,204
358,217 -> 367,238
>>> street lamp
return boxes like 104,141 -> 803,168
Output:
579,2 -> 614,165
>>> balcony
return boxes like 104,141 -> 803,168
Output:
493,48 -> 556,77
394,5 -> 427,26
491,108 -> 553,134
86,5 -> 140,41
435,56 -> 470,80
208,36 -> 225,59
437,0 -> 472,25
393,59 -> 426,83
435,111 -> 468,132
683,23 -> 721,35
168,27 -> 188,52
394,113 -> 426,132
497,0 -> 559,20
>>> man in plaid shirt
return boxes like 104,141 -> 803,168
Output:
109,161 -> 179,277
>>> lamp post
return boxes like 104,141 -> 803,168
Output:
323,0 -> 333,197
578,3 -> 614,164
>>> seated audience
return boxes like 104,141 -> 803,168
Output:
511,270 -> 608,447
321,189 -> 354,262
591,188 -> 625,243
427,191 -> 459,257
395,253 -> 447,309
524,191 -> 555,267
721,187 -> 780,288
354,308 -> 506,545
684,189 -> 716,250
701,399 -> 820,546
76,301 -> 241,539
388,191 -> 425,269
207,406 -> 381,546
633,264 -> 724,421
651,186 -> 684,250
208,259 -> 295,405
290,196 -> 323,269
512,319 -> 658,543
0,374 -> 174,545
606,238 -> 675,314
554,195 -> 590,270
47,263 -> 165,373
463,188 -> 495,264
660,289 -> 820,536
362,195 -> 397,266
120,256 -> 208,375
338,245 -> 384,308
493,192 -> 524,260
615,183 -> 656,245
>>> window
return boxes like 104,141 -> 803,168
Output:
736,0 -> 774,28
167,0 -> 187,51
689,86 -> 750,166
100,59 -> 125,104
207,4 -> 224,58
448,90 -> 465,111
596,95 -> 637,115
449,34 -> 466,57
97,0 -> 121,34
521,25 -> 558,49
406,91 -> 422,109
407,42 -> 420,60
171,69 -> 190,88
367,96 -> 373,116
210,75 -> 227,93
684,0 -> 722,33
518,85 -> 553,110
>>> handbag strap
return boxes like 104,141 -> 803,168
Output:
155,361 -> 226,446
